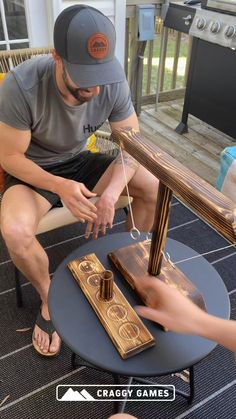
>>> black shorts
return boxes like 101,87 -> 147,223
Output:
4,151 -> 115,207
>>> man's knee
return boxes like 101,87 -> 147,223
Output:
1,217 -> 35,255
134,170 -> 159,204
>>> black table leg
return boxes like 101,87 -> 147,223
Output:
133,366 -> 195,405
71,352 -> 77,369
72,353 -> 134,415
71,352 -> 195,406
112,376 -> 133,414
15,267 -> 23,308
71,352 -> 105,372
188,366 -> 195,405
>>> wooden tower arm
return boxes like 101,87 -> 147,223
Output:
113,128 -> 236,244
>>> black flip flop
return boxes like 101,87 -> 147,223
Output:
32,310 -> 61,357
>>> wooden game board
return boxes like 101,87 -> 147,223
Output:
68,253 -> 155,359
109,240 -> 206,311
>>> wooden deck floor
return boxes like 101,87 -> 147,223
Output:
139,100 -> 235,186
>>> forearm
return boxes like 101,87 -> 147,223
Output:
102,150 -> 139,201
197,313 -> 236,352
1,154 -> 63,194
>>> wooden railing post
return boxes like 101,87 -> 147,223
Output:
155,26 -> 168,109
129,11 -> 147,115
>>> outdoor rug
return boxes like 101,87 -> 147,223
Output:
0,197 -> 235,419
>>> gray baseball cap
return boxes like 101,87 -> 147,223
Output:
54,5 -> 125,87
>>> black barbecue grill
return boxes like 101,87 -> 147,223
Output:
164,1 -> 236,140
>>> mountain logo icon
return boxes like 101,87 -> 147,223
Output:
59,387 -> 95,401
93,41 -> 106,48
87,33 -> 109,59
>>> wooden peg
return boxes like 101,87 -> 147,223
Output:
99,270 -> 114,301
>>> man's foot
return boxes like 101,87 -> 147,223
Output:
32,302 -> 61,357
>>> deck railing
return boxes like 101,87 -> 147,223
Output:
126,1 -> 192,114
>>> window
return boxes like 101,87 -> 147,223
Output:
0,0 -> 29,50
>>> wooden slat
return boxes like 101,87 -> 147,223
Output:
157,88 -> 186,102
148,104 -> 196,128
189,123 -> 234,148
139,113 -> 218,174
145,107 -> 223,165
141,88 -> 186,106
127,0 -> 160,5
160,28 -> 168,92
139,110 -> 220,176
138,118 -> 218,186
184,36 -> 193,85
169,102 -> 235,147
124,18 -> 130,78
136,41 -> 147,115
146,40 -> 154,95
171,32 -> 181,90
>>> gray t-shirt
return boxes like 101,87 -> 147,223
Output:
0,55 -> 134,167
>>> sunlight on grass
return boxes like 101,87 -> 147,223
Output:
127,32 -> 190,94
143,57 -> 187,76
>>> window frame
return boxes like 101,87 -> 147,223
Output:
0,0 -> 29,50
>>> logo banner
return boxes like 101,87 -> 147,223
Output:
56,384 -> 175,402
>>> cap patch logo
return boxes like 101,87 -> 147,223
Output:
87,33 -> 109,59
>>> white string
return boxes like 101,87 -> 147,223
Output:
119,146 -> 135,227
118,152 -> 236,253
163,243 -> 236,266
173,195 -> 235,249
119,146 -> 140,239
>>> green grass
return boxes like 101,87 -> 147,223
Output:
144,33 -> 189,93
128,32 -> 189,95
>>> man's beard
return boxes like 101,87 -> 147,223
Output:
62,68 -> 93,104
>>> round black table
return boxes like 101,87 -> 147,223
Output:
49,232 -> 230,410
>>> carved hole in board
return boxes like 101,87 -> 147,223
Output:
107,304 -> 128,321
78,261 -> 96,273
87,274 -> 101,287
95,290 -> 116,303
118,322 -> 140,340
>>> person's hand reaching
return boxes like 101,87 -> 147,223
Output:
135,275 -> 206,335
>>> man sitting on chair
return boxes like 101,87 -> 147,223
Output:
0,5 -> 158,357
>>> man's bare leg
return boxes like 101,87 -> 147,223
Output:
93,160 -> 159,232
1,185 -> 61,354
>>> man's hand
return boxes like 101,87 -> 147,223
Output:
85,193 -> 116,240
56,178 -> 98,223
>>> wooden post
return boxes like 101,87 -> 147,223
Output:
99,270 -> 114,301
146,40 -> 154,95
148,181 -> 173,275
136,40 -> 147,115
184,36 -> 193,85
171,31 -> 181,90
155,26 -> 168,109
124,17 -> 130,78
128,10 -> 147,115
